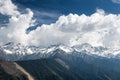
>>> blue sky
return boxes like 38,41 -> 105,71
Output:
12,0 -> 120,26
13,0 -> 120,14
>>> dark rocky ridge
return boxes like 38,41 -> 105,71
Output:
0,60 -> 34,80
1,46 -> 120,80
17,49 -> 120,80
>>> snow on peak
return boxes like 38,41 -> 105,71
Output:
72,43 -> 120,58
41,45 -> 73,54
1,42 -> 120,60
73,43 -> 94,52
2,42 -> 33,55
58,45 -> 73,53
3,49 -> 12,54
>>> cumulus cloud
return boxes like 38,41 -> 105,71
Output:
0,0 -> 20,16
28,9 -> 120,48
1,0 -> 120,49
111,0 -> 120,4
0,0 -> 35,45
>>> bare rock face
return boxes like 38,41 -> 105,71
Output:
0,61 -> 34,80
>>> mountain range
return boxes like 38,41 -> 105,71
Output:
1,42 -> 120,80
1,42 -> 120,61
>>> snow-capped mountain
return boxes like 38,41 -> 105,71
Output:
2,42 -> 33,55
0,42 -> 120,61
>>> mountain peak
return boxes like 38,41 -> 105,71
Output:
1,42 -> 120,61
4,42 -> 14,46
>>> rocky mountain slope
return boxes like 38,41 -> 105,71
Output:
0,60 -> 34,80
17,49 -> 120,80
1,42 -> 120,80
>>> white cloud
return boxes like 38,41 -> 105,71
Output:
28,9 -> 120,48
0,0 -> 34,45
112,0 -> 120,4
0,0 -> 20,16
1,0 -> 120,49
